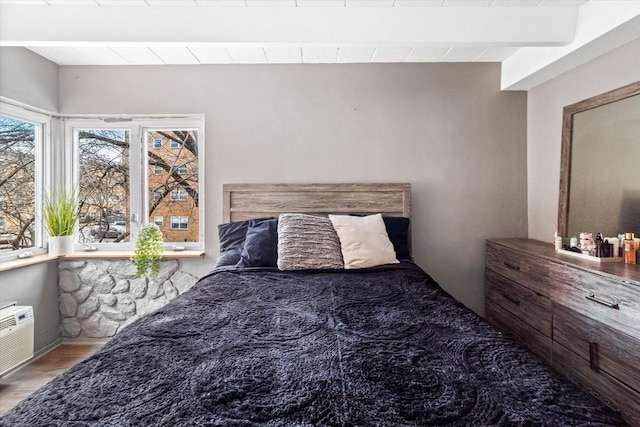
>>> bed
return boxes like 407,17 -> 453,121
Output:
0,184 -> 625,426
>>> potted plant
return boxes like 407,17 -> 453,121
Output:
42,190 -> 79,256
131,223 -> 164,278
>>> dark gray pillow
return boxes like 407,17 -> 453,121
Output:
214,250 -> 243,269
215,217 -> 273,269
236,219 -> 278,268
383,216 -> 411,260
277,213 -> 343,270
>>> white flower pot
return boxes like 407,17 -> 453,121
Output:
49,235 -> 75,257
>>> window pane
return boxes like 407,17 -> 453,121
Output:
171,216 -> 188,230
148,129 -> 199,243
0,115 -> 36,253
78,129 -> 131,243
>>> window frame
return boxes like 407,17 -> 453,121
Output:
68,116 -> 205,251
0,103 -> 50,262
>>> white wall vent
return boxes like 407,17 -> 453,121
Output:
0,306 -> 34,376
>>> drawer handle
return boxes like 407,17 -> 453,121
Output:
589,342 -> 599,372
503,262 -> 521,271
586,294 -> 619,310
502,293 -> 521,306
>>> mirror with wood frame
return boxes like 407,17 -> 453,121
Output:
558,81 -> 640,240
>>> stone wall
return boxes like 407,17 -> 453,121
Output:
58,259 -> 198,339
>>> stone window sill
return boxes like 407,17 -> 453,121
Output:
0,250 -> 204,272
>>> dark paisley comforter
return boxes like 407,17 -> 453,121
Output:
0,264 -> 625,426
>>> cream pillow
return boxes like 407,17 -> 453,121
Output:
329,214 -> 399,269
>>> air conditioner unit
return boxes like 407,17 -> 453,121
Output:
0,306 -> 34,376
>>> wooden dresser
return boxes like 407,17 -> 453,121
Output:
486,238 -> 640,426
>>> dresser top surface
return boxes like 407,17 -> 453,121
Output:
487,238 -> 640,286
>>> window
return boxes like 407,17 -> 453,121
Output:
0,104 -> 46,258
0,218 -> 4,230
170,190 -> 188,201
77,128 -> 131,244
171,216 -> 188,230
71,118 -> 203,249
147,128 -> 199,243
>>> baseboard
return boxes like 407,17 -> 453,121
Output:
34,338 -> 64,358
62,337 -> 109,345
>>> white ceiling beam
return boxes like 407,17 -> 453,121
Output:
501,1 -> 640,91
0,5 -> 578,46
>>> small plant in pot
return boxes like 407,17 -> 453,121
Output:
131,223 -> 164,278
42,190 -> 79,256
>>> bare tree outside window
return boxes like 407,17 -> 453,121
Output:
78,129 -> 131,244
147,130 -> 199,243
0,115 -> 36,253
76,128 -> 199,245
1,120 -> 201,252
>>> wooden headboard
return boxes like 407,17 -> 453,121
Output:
222,183 -> 411,223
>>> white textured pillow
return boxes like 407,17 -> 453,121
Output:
329,214 -> 399,269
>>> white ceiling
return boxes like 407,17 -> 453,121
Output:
1,0 -> 639,90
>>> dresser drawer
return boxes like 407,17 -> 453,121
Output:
485,270 -> 551,337
486,242 -> 550,297
553,304 -> 640,393
486,300 -> 551,364
550,265 -> 640,338
553,342 -> 640,426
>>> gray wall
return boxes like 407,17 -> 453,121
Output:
527,38 -> 640,242
0,47 -> 61,353
0,47 -> 59,112
59,63 -> 528,315
0,263 -> 61,353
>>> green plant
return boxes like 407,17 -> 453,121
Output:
131,223 -> 164,278
42,190 -> 79,236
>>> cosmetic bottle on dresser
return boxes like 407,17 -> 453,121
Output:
595,233 -> 603,257
623,233 -> 636,264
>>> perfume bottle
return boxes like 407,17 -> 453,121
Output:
623,233 -> 636,264
554,229 -> 562,251
595,233 -> 603,257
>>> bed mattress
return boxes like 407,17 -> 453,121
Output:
0,264 -> 625,426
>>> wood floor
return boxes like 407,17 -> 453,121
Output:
0,344 -> 101,416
